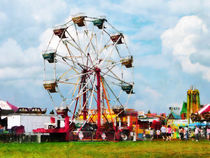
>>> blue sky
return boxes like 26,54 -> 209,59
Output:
0,0 -> 210,114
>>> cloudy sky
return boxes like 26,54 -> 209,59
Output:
0,0 -> 210,113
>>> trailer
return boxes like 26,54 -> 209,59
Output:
7,114 -> 52,134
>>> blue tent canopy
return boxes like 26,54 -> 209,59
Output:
189,122 -> 210,127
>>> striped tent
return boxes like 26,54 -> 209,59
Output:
0,100 -> 18,115
198,104 -> 210,115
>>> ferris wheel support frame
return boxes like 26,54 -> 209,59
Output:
96,67 -> 102,138
82,69 -> 88,121
37,15 -> 135,141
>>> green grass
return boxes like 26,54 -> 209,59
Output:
0,141 -> 209,158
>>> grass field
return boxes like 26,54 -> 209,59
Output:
0,140 -> 209,158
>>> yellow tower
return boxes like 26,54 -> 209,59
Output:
187,87 -> 200,123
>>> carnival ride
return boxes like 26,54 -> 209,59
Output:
33,14 -> 135,141
186,88 -> 201,123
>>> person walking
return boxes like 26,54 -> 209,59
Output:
161,125 -> 166,141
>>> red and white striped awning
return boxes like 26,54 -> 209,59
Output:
198,104 -> 210,114
0,100 -> 18,112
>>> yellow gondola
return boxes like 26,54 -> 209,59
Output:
43,81 -> 57,93
120,56 -> 133,68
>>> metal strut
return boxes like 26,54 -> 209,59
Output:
95,67 -> 101,138
82,69 -> 88,120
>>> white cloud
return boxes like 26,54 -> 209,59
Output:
133,99 -> 146,110
135,54 -> 171,69
161,16 -> 210,81
0,12 -> 7,21
168,0 -> 201,15
144,87 -> 162,99
0,38 -> 41,68
0,67 -> 40,80
0,37 -> 47,106
15,0 -> 67,24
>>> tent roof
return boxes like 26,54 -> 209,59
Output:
0,100 -> 18,112
180,102 -> 187,115
0,100 -> 12,110
189,122 -> 210,127
168,112 -> 181,119
198,104 -> 210,114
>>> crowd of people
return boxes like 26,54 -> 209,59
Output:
142,125 -> 210,141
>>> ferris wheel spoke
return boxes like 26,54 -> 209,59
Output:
114,45 -> 122,58
83,30 -> 99,68
57,81 -> 79,85
101,61 -> 121,73
56,86 -> 67,102
47,91 -> 57,111
57,69 -> 93,83
103,79 -> 123,107
79,85 -> 93,116
84,32 -> 93,53
98,41 -> 119,67
84,31 -> 97,55
65,30 -> 88,60
106,21 -> 121,33
56,54 -> 84,71
62,40 -> 85,67
73,23 -> 81,47
88,78 -> 96,110
124,40 -> 132,55
94,31 -> 99,59
102,67 -> 122,82
74,24 -> 86,65
72,74 -> 94,100
57,45 -> 91,70
45,33 -> 55,51
57,67 -> 74,81
97,42 -> 112,59
98,27 -> 104,60
62,41 -> 78,68
63,39 -> 80,52
101,70 -> 130,85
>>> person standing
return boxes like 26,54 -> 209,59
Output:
167,125 -> 172,141
179,127 -> 184,140
156,129 -> 160,139
207,126 -> 210,141
150,128 -> 154,140
184,126 -> 189,140
161,125 -> 166,141
195,126 -> 200,142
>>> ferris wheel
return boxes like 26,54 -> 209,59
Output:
42,14 -> 134,124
